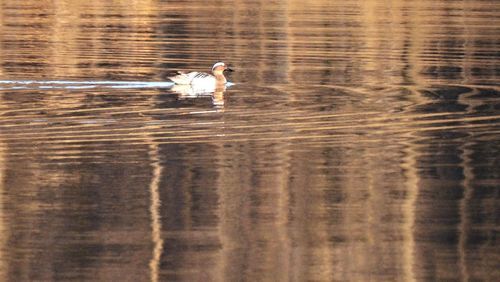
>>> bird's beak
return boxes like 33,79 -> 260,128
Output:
225,67 -> 234,72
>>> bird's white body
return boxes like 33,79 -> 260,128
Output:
168,71 -> 218,86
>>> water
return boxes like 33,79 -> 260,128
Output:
0,0 -> 499,281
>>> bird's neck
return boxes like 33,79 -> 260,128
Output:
214,73 -> 227,84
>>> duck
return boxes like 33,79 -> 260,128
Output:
168,62 -> 233,86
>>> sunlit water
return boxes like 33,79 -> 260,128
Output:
0,0 -> 499,281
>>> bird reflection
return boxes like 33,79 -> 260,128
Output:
169,83 -> 230,108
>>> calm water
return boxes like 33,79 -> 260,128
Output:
0,0 -> 499,281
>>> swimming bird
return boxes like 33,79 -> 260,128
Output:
168,62 -> 233,86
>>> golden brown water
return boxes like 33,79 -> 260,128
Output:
0,0 -> 499,281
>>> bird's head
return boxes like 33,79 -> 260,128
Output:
212,62 -> 233,75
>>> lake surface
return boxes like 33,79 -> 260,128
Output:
0,0 -> 499,281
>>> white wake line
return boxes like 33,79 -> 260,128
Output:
0,80 -> 235,90
0,80 -> 175,89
